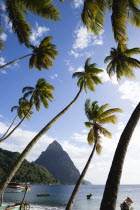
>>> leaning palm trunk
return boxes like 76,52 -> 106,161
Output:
0,106 -> 33,142
65,130 -> 98,210
0,54 -> 32,69
100,102 -> 140,210
0,86 -> 83,198
0,115 -> 18,139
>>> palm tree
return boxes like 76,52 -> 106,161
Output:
100,102 -> 140,210
0,58 -> 103,196
104,44 -> 140,80
0,97 -> 32,140
65,99 -> 122,210
0,78 -> 54,142
3,0 -> 60,46
81,0 -> 140,43
0,36 -> 58,71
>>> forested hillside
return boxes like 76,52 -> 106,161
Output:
0,148 -> 60,184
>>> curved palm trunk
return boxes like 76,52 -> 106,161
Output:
0,54 -> 32,69
0,106 -> 33,143
0,86 -> 83,196
65,130 -> 98,210
0,115 -> 18,139
100,102 -> 140,210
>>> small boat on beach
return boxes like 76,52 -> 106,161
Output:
5,188 -> 23,193
0,203 -> 30,210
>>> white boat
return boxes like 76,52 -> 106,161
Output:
5,188 -> 23,193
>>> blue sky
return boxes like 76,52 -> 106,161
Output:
0,0 -> 140,184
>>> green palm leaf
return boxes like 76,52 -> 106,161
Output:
87,128 -> 95,145
85,122 -> 93,128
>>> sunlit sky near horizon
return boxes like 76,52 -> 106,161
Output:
1,0 -> 140,184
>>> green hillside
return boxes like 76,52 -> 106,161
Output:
0,148 -> 60,184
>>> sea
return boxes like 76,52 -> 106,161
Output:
3,185 -> 140,210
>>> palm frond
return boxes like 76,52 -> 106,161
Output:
124,47 -> 140,56
11,106 -> 18,112
17,0 -> 60,21
87,128 -> 95,145
99,115 -> 118,124
96,137 -> 102,154
99,108 -> 123,119
6,0 -> 32,46
82,0 -> 106,36
111,0 -> 128,42
85,122 -> 93,128
98,126 -> 112,138
22,86 -> 34,93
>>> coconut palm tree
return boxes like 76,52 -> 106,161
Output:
0,58 -> 103,196
0,78 -> 54,142
23,78 -> 54,111
100,102 -> 140,210
82,0 -> 140,43
0,97 -> 32,140
3,0 -> 60,46
104,44 -> 140,80
0,36 -> 58,71
65,99 -> 122,210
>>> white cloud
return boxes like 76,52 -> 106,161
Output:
50,74 -> 58,80
0,121 -> 54,161
69,50 -> 79,58
3,15 -> 13,33
74,0 -> 83,8
1,3 -> 6,11
118,81 -> 140,106
71,132 -> 87,143
100,69 -> 118,85
68,65 -> 84,73
73,26 -> 103,50
0,114 -> 4,118
0,70 -> 7,74
30,22 -> 50,45
0,57 -> 5,65
0,32 -> 7,41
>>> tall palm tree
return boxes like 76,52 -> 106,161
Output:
100,102 -> 140,210
65,99 -> 122,210
0,97 -> 32,141
0,78 -> 54,142
0,36 -> 58,71
3,0 -> 60,46
104,44 -> 140,80
0,58 -> 103,197
82,0 -> 140,43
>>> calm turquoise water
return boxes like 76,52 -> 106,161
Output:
3,185 -> 140,209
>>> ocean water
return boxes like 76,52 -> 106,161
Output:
3,185 -> 140,210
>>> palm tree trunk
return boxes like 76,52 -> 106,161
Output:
0,115 -> 18,139
0,54 -> 32,69
100,102 -> 140,210
0,86 -> 83,197
0,106 -> 33,143
65,129 -> 98,210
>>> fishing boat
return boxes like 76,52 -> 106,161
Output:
0,184 -> 30,210
36,194 -> 50,197
0,203 -> 30,210
0,204 -> 21,210
86,194 -> 93,199
5,188 -> 23,193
